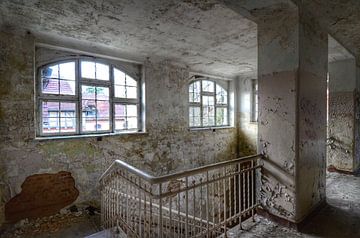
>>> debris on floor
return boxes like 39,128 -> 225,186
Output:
0,205 -> 101,238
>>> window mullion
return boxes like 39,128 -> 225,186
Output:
200,80 -> 203,127
214,83 -> 217,126
110,65 -> 114,133
77,59 -> 81,135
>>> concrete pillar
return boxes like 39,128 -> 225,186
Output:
355,64 -> 360,172
328,58 -> 357,173
257,3 -> 328,223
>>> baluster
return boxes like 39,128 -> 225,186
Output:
247,164 -> 250,216
149,185 -> 153,238
169,195 -> 173,238
218,171 -> 221,227
185,176 -> 189,238
144,184 -> 148,238
126,173 -> 130,233
229,166 -> 232,225
116,174 -> 119,229
242,164 -> 246,220
223,167 -> 227,236
159,183 -> 163,238
101,182 -> 104,226
199,177 -> 203,235
112,178 -> 115,228
233,166 -> 237,225
212,174 -> 216,230
138,178 -> 142,236
177,192 -> 181,238
206,172 -> 209,238
192,180 -> 196,236
251,159 -> 255,222
238,163 -> 242,230
106,184 -> 109,228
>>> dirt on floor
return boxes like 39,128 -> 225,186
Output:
0,205 -> 101,238
225,172 -> 360,238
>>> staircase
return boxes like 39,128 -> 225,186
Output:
97,154 -> 263,237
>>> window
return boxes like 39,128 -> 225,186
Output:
189,77 -> 229,128
37,58 -> 142,137
251,79 -> 258,122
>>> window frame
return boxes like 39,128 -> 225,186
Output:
36,57 -> 143,137
250,79 -> 258,123
188,77 -> 230,128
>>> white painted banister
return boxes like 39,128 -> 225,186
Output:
100,154 -> 263,237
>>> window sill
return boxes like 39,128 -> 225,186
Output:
189,126 -> 234,132
35,131 -> 148,141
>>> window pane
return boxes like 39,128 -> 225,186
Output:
42,78 -> 59,94
114,104 -> 138,131
114,68 -> 126,85
96,87 -> 109,100
202,80 -> 214,92
60,80 -> 75,95
127,117 -> 138,129
189,81 -> 200,103
127,75 -> 137,87
82,100 -> 97,118
202,96 -> 215,126
97,100 -> 110,118
115,104 -> 126,117
216,84 -> 227,104
115,85 -> 126,98
81,61 -> 96,79
42,101 -> 60,134
97,118 -> 110,131
189,106 -> 201,127
60,102 -> 76,114
127,105 -> 137,117
59,62 -> 75,80
60,117 -> 76,133
42,65 -> 59,79
216,107 -> 228,126
82,85 -> 96,99
96,63 -> 109,81
127,86 -> 137,99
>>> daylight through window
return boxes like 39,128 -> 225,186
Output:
189,78 -> 229,128
37,59 -> 141,137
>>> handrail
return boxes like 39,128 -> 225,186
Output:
100,154 -> 263,184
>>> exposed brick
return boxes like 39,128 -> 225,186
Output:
5,171 -> 79,223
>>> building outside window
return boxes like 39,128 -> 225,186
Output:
37,58 -> 142,137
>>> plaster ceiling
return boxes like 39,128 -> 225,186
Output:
1,0 -> 359,79
0,0 -> 257,79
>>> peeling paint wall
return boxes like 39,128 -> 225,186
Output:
327,59 -> 357,172
0,29 -> 238,224
257,2 -> 328,223
257,3 -> 299,222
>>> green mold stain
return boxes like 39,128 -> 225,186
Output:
38,140 -> 101,159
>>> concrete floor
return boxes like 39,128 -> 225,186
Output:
226,172 -> 360,238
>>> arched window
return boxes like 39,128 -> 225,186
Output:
189,77 -> 229,127
37,58 -> 142,137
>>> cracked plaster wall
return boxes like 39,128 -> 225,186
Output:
0,29 -> 238,225
328,59 -> 357,172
